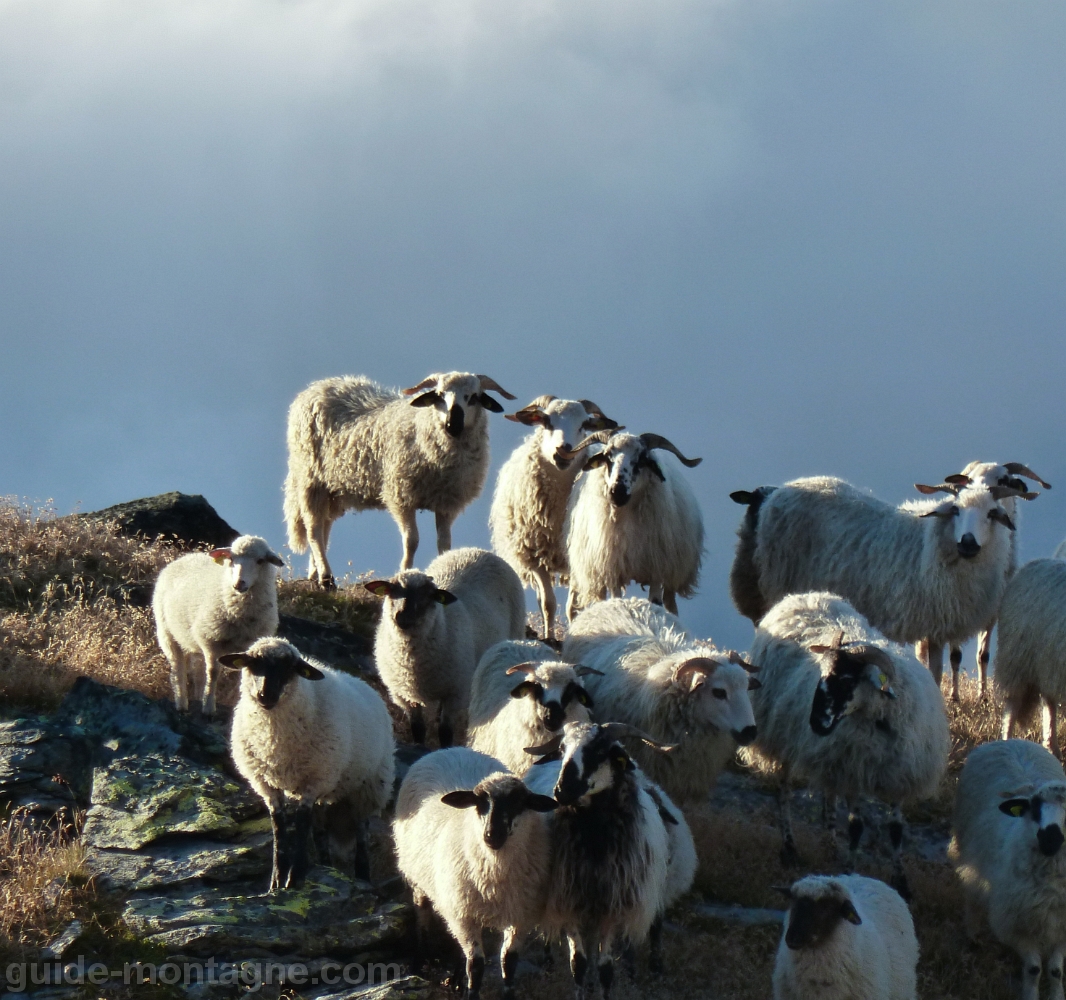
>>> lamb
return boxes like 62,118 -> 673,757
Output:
393,747 -> 558,1000
152,534 -> 283,717
489,396 -> 619,639
772,874 -> 918,1000
284,371 -> 515,587
996,558 -> 1066,756
748,592 -> 949,898
562,597 -> 759,804
730,471 -> 1042,688
950,739 -> 1066,1000
467,639 -> 601,775
220,637 -> 395,890
563,431 -> 704,618
366,547 -> 526,747
524,722 -> 671,999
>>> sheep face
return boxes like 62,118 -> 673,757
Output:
808,647 -> 897,736
999,782 -> 1066,857
548,722 -> 634,806
403,372 -> 515,439
210,535 -> 284,594
916,479 -> 1027,562
507,397 -> 619,470
219,638 -> 324,710
364,572 -> 458,631
673,657 -> 758,745
509,666 -> 594,733
781,879 -> 861,950
583,434 -> 651,508
441,774 -> 558,850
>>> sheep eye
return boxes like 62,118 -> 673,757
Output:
712,688 -> 728,700
951,506 -> 960,516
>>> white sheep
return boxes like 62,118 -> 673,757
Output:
284,371 -> 515,587
950,739 -> 1066,1000
996,558 -> 1066,757
367,547 -> 526,747
730,472 -> 1041,688
564,431 -> 704,618
489,396 -> 620,639
749,592 -> 949,899
467,639 -> 600,775
524,722 -> 671,1000
772,874 -> 918,1000
220,637 -> 395,890
393,746 -> 558,1000
562,597 -> 759,804
152,534 -> 283,717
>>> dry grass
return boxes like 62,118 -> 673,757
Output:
277,576 -> 381,637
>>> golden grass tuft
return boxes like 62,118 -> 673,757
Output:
276,576 -> 381,637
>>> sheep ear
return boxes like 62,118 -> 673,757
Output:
575,688 -> 593,708
610,746 -> 634,770
730,490 -> 755,505
1000,798 -> 1031,818
441,790 -> 481,809
507,407 -> 548,426
748,677 -> 762,691
477,393 -> 505,413
525,794 -> 560,813
409,391 -> 442,408
219,653 -> 252,671
989,508 -> 1016,531
364,580 -> 398,598
510,681 -> 542,701
839,900 -> 862,926
297,660 -> 325,681
266,553 -> 285,567
641,457 -> 666,482
434,589 -> 459,605
584,452 -> 611,469
531,751 -> 563,765
209,548 -> 232,565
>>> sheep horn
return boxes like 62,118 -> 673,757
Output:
809,631 -> 846,654
506,661 -> 541,676
839,643 -> 896,674
578,399 -> 606,416
525,734 -> 565,757
477,376 -> 517,400
561,430 -> 616,458
1004,463 -> 1051,490
728,650 -> 760,673
638,434 -> 702,468
990,485 -> 1039,501
914,483 -> 960,496
402,376 -> 438,395
675,657 -> 717,686
574,665 -> 605,678
599,723 -> 677,754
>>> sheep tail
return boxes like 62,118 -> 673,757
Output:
283,468 -> 309,553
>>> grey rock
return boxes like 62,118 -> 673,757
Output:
40,920 -> 82,960
83,492 -> 239,551
278,615 -> 374,674
0,719 -> 93,816
312,976 -> 433,1000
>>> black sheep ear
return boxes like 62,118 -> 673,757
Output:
364,580 -> 399,598
266,553 -> 285,567
771,884 -> 794,899
434,589 -> 459,605
585,452 -> 611,469
730,490 -> 756,504
839,900 -> 862,926
642,457 -> 666,481
297,659 -> 325,681
531,750 -> 563,765
510,681 -> 543,701
478,393 -> 505,412
409,391 -> 442,408
1000,798 -> 1031,818
441,790 -> 481,809
525,794 -> 560,812
219,653 -> 252,671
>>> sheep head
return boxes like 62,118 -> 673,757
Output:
363,572 -> 457,631
441,773 -> 558,850
507,396 -> 621,469
507,661 -> 600,731
209,535 -> 284,594
999,780 -> 1066,857
672,652 -> 758,745
403,372 -> 515,438
572,431 -> 701,507
779,877 -> 863,950
807,632 -> 897,736
219,637 -> 324,711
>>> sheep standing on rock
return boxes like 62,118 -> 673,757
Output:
996,558 -> 1066,757
367,547 -> 526,747
152,534 -> 283,717
489,396 -> 619,639
772,874 -> 918,1000
951,739 -> 1066,1000
562,597 -> 759,804
749,592 -> 949,898
221,637 -> 395,890
564,431 -> 703,618
467,639 -> 600,775
730,472 -> 1041,688
284,371 -> 515,587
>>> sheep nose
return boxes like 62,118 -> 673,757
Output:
555,765 -> 586,805
234,579 -> 249,593
957,533 -> 980,559
733,725 -> 757,746
544,704 -> 563,731
609,485 -> 630,507
445,404 -> 465,437
1039,825 -> 1065,856
553,451 -> 574,470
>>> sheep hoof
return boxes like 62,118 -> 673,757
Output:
320,575 -> 336,592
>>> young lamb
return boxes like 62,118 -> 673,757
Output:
562,597 -> 759,804
564,431 -> 704,619
749,592 -> 949,898
393,747 -> 558,1000
950,739 -> 1066,1000
284,371 -> 515,587
730,472 -> 1041,688
220,637 -> 395,890
467,639 -> 601,775
367,547 -> 526,747
996,558 -> 1066,756
489,396 -> 620,640
152,534 -> 283,717
772,874 -> 918,1000
524,722 -> 671,1000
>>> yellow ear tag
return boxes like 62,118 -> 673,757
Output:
212,556 -> 225,565
1011,804 -> 1026,817
879,672 -> 889,688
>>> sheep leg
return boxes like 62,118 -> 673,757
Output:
434,510 -> 454,556
778,769 -> 801,867
532,567 -> 557,641
200,649 -> 220,718
460,924 -> 486,1000
620,939 -> 637,981
1044,697 -> 1060,758
597,932 -> 616,999
888,804 -> 911,901
438,702 -> 455,749
648,916 -> 665,975
1003,704 -> 1017,741
282,802 -> 314,888
268,801 -> 292,892
649,582 -> 665,606
162,638 -> 189,712
411,892 -> 432,974
565,587 -> 580,623
398,508 -> 419,570
409,704 -> 427,746
845,800 -> 863,872
568,933 -> 590,998
663,590 -> 678,616
500,927 -> 522,1000
822,793 -> 837,834
353,819 -> 370,882
1021,951 -> 1042,1000
921,641 -> 944,688
977,629 -> 992,697
950,646 -> 962,703
308,511 -> 336,590
1047,949 -> 1064,1000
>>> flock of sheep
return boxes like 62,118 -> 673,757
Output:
145,369 -> 1066,1000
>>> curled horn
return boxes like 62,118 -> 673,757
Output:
506,661 -> 541,676
402,376 -> 438,395
639,434 -> 702,468
914,483 -> 961,496
477,376 -> 517,400
1004,463 -> 1051,490
525,734 -> 565,757
675,657 -> 716,686
809,631 -> 846,654
841,643 -> 896,674
561,430 -> 616,458
990,485 -> 1039,501
600,722 -> 677,753
579,399 -> 607,416
727,650 -> 760,673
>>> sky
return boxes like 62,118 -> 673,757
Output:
1,0 -> 1064,656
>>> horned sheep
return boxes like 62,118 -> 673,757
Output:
467,639 -> 600,775
490,396 -> 620,640
152,534 -> 283,717
367,547 -> 526,747
221,637 -> 395,890
562,597 -> 759,804
748,592 -> 949,898
393,747 -> 558,1000
564,431 -> 704,618
284,371 -> 515,586
772,874 -> 918,1000
730,472 -> 1041,688
950,739 -> 1066,1000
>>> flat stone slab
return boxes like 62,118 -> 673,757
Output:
314,977 -> 434,1000
122,867 -> 411,957
0,719 -> 93,815
82,755 -> 264,850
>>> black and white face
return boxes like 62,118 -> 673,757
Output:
1000,783 -> 1066,857
441,775 -> 558,850
210,536 -> 283,594
783,886 -> 861,950
363,573 -> 457,631
551,723 -> 632,805
219,640 -> 324,710
809,652 -> 894,736
407,372 -> 505,438
584,434 -> 654,508
923,487 -> 1014,562
510,674 -> 594,733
